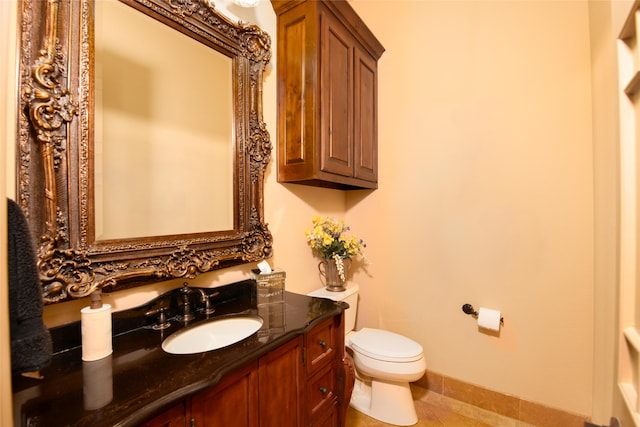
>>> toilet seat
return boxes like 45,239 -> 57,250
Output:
349,328 -> 423,363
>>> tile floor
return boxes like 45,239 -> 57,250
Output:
345,385 -> 537,427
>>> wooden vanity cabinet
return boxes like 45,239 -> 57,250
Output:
271,0 -> 385,190
143,316 -> 345,427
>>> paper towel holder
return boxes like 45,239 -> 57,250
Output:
462,304 -> 504,325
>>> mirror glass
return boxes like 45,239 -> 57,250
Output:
17,0 -> 273,303
94,1 -> 233,240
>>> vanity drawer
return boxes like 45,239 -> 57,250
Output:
306,363 -> 337,423
310,401 -> 339,427
305,317 -> 337,375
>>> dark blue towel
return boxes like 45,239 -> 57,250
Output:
8,198 -> 52,375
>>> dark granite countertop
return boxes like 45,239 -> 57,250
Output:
12,280 -> 345,427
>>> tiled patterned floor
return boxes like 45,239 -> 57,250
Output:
345,385 -> 536,427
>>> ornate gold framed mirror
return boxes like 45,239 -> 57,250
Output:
17,0 -> 273,304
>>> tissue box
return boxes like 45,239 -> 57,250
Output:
251,269 -> 286,305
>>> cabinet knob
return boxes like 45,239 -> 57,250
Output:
319,387 -> 328,395
319,340 -> 326,348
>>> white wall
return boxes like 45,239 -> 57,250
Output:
348,0 -> 594,417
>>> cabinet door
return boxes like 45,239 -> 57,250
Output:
320,9 -> 354,178
191,362 -> 258,427
140,402 -> 186,427
258,335 -> 304,427
275,1 -> 317,182
354,46 -> 378,182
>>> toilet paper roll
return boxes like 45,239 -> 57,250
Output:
81,304 -> 113,361
477,307 -> 501,331
83,355 -> 113,410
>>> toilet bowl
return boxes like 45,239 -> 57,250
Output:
307,285 -> 426,426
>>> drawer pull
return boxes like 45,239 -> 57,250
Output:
319,340 -> 326,348
319,387 -> 328,395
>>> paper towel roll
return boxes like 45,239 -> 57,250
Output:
477,307 -> 501,331
81,304 -> 113,361
83,355 -> 113,410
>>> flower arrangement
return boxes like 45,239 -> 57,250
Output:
305,216 -> 366,282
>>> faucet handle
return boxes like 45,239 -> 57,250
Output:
145,306 -> 171,330
199,290 -> 221,315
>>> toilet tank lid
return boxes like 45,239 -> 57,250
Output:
307,283 -> 359,301
350,328 -> 424,362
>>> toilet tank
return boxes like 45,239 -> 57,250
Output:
307,284 -> 359,334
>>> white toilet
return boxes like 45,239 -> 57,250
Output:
308,284 -> 426,426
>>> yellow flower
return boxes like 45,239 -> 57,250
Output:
305,216 -> 366,260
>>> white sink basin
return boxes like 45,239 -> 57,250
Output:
162,315 -> 263,354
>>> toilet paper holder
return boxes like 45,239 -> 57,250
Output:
462,304 -> 504,325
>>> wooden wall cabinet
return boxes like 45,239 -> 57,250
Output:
143,316 -> 345,427
271,0 -> 385,190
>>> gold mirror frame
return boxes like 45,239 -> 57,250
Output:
17,0 -> 273,304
